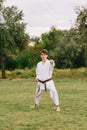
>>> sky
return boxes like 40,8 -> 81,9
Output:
5,0 -> 87,37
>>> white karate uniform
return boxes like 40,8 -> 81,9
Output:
35,59 -> 59,106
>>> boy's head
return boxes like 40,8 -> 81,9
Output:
40,49 -> 48,61
40,49 -> 48,55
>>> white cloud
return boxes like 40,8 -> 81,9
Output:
5,0 -> 87,36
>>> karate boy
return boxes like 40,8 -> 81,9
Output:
31,49 -> 60,111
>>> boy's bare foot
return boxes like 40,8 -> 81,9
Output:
56,105 -> 60,112
30,103 -> 37,108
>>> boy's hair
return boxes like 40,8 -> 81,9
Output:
40,49 -> 48,55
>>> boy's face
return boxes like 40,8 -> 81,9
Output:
40,53 -> 48,61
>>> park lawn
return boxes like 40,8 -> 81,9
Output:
0,79 -> 87,130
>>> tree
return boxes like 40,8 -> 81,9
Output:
76,6 -> 87,43
48,26 -> 86,68
75,6 -> 87,66
3,6 -> 29,50
41,26 -> 67,51
0,26 -> 14,78
0,4 -> 29,78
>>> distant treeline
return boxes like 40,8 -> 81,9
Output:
5,23 -> 87,70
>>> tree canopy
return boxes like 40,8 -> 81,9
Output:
0,3 -> 29,78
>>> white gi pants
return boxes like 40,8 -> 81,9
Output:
35,80 -> 59,106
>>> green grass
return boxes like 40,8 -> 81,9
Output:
0,79 -> 87,130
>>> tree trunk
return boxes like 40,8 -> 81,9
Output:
1,56 -> 6,79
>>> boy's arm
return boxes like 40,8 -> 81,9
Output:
49,59 -> 55,77
36,64 -> 39,82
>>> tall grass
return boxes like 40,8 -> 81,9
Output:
53,67 -> 87,79
0,67 -> 86,79
6,67 -> 36,79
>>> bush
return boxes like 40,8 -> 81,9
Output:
5,48 -> 40,70
53,67 -> 87,79
3,67 -> 87,80
6,67 -> 36,79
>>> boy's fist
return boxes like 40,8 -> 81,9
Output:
50,59 -> 54,65
35,77 -> 39,82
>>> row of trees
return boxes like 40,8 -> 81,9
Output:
32,6 -> 87,68
0,1 -> 87,78
14,6 -> 87,69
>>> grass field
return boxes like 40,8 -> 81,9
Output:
0,78 -> 87,130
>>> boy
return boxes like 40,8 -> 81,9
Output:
31,49 -> 60,111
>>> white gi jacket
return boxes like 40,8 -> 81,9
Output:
36,59 -> 55,81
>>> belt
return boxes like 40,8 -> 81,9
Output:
38,78 -> 52,91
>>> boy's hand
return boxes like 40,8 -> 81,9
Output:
50,59 -> 54,65
35,77 -> 39,82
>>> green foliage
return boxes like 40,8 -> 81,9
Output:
6,68 -> 36,79
0,1 -> 3,11
16,48 -> 40,69
50,42 -> 86,68
5,47 -> 40,70
3,6 -> 29,50
0,3 -> 29,78
0,26 -> 14,56
75,6 -> 87,65
41,26 -> 66,51
5,56 -> 17,70
53,68 -> 87,79
0,0 -> 4,3
76,6 -> 87,39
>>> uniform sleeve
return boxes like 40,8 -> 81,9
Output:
36,63 -> 39,78
49,61 -> 55,76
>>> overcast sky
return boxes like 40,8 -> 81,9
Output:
5,0 -> 87,37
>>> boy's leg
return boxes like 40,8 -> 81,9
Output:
35,89 -> 43,105
48,81 -> 60,111
31,84 -> 43,108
